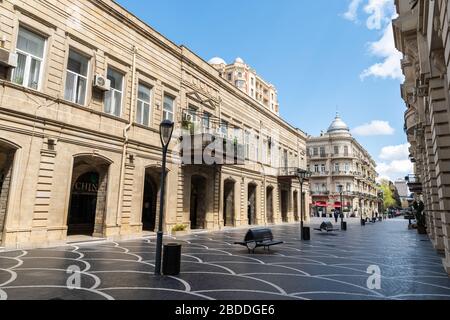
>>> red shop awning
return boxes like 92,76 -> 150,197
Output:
314,201 -> 327,207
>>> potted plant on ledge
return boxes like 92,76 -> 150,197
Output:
171,224 -> 189,237
412,200 -> 427,235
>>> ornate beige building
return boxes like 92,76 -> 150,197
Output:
307,114 -> 379,218
393,0 -> 450,274
209,57 -> 280,115
0,0 -> 310,248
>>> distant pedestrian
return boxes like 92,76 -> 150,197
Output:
334,210 -> 339,223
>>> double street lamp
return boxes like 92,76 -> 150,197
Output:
297,169 -> 311,241
154,120 -> 175,276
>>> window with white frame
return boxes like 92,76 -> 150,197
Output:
334,163 -> 340,172
136,83 -> 152,126
163,94 -> 175,121
255,136 -> 260,162
244,130 -> 251,159
12,27 -> 46,90
344,163 -> 350,173
104,68 -> 124,117
202,112 -> 211,133
220,120 -> 228,138
65,49 -> 89,105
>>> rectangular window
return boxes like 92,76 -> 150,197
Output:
202,112 -> 211,132
244,130 -> 251,159
235,80 -> 245,88
104,68 -> 124,117
220,120 -> 228,137
321,164 -> 326,172
163,95 -> 175,121
283,150 -> 288,168
334,146 -> 339,155
255,136 -> 260,162
12,27 -> 46,90
320,147 -> 325,157
334,163 -> 340,172
65,50 -> 89,105
227,73 -> 232,81
314,165 -> 319,173
344,146 -> 349,156
344,163 -> 350,172
313,148 -> 318,156
136,83 -> 152,126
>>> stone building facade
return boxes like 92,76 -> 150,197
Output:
393,0 -> 450,274
0,0 -> 310,248
208,57 -> 280,115
307,114 -> 379,218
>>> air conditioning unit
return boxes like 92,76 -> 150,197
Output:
0,48 -> 17,68
182,113 -> 193,122
93,74 -> 111,91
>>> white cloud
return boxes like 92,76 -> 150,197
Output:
352,120 -> 395,136
379,143 -> 410,161
360,24 -> 404,80
342,0 -> 403,81
376,160 -> 413,182
363,0 -> 396,30
344,0 -> 363,22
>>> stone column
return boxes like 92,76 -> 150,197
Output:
428,77 -> 450,252
424,124 -> 439,246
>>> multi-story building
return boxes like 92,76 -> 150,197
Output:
209,57 -> 280,115
393,0 -> 450,274
307,114 -> 379,218
0,0 -> 310,248
394,178 -> 412,209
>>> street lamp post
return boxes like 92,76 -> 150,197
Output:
297,169 -> 311,241
338,184 -> 345,228
154,120 -> 174,276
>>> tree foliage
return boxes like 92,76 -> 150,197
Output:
379,179 -> 397,209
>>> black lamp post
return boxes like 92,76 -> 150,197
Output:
297,169 -> 311,241
154,120 -> 174,276
338,184 -> 345,227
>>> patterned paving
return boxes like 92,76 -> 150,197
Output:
0,218 -> 449,300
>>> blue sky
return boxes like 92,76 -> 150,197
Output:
116,0 -> 410,181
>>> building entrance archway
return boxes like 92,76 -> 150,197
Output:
281,189 -> 289,222
0,141 -> 16,243
142,172 -> 158,232
223,180 -> 235,227
67,156 -> 110,237
248,184 -> 257,225
266,186 -> 274,224
190,175 -> 207,230
293,191 -> 299,221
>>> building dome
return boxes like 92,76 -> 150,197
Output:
235,57 -> 244,64
208,57 -> 226,65
327,113 -> 350,134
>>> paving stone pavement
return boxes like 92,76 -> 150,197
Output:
0,218 -> 449,300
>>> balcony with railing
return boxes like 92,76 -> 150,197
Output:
311,171 -> 329,177
180,111 -> 245,165
405,174 -> 423,193
331,171 -> 353,177
404,107 -> 419,137
309,153 -> 328,160
311,190 -> 330,196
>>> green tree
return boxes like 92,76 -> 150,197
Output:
379,179 -> 396,209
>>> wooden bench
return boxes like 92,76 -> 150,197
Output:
235,228 -> 284,253
314,222 -> 340,232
